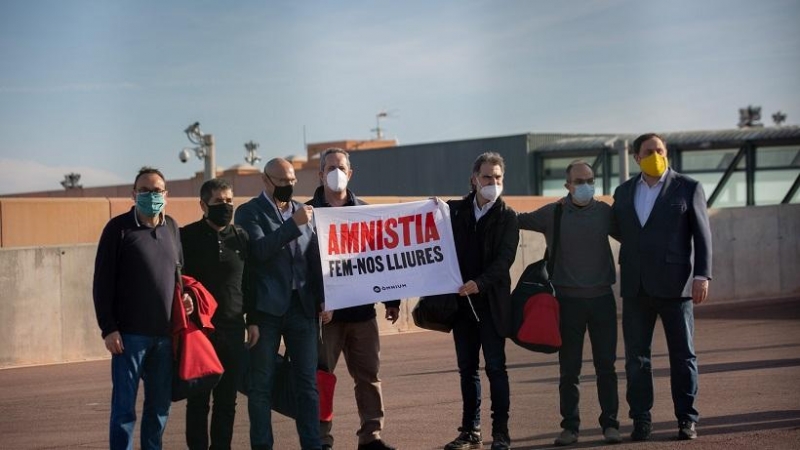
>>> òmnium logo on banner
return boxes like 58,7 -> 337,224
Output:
373,283 -> 408,293
314,199 -> 463,311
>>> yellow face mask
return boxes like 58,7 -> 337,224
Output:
639,152 -> 668,177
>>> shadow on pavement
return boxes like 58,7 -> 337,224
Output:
511,410 -> 800,449
521,357 -> 800,384
695,297 -> 800,321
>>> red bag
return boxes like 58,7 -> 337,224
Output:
177,323 -> 224,381
171,275 -> 224,401
515,292 -> 561,353
317,369 -> 337,422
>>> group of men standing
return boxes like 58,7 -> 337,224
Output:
92,132 -> 711,450
514,132 -> 711,447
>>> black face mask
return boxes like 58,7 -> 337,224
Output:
272,184 -> 293,203
205,202 -> 233,227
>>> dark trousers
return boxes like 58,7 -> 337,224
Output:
557,293 -> 619,433
623,296 -> 698,424
451,306 -> 510,434
186,326 -> 245,450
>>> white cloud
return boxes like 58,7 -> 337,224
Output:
0,158 -> 127,195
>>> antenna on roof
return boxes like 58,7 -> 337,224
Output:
738,105 -> 763,128
60,172 -> 82,190
371,109 -> 399,140
772,111 -> 787,126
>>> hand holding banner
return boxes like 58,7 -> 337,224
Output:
314,199 -> 462,311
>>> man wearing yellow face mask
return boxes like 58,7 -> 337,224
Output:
611,133 -> 712,443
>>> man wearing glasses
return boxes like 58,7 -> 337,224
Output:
517,161 -> 621,446
93,166 -> 192,450
235,158 -> 322,450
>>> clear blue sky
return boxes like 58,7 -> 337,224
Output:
1,0 -> 798,194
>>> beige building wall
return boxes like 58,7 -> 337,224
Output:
0,196 -> 569,248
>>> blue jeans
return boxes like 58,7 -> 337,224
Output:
109,333 -> 173,450
248,298 -> 321,450
451,306 -> 510,433
558,293 -> 619,432
623,296 -> 698,424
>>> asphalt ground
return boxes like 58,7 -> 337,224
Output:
1,297 -> 799,450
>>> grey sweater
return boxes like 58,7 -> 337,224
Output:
517,197 -> 615,298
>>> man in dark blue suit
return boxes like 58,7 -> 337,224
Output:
612,133 -> 712,442
235,158 -> 322,450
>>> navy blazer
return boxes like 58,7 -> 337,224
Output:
235,194 -> 322,319
612,169 -> 712,299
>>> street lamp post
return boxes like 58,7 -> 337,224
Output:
244,140 -> 261,166
180,122 -> 216,181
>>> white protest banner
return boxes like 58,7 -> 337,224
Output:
313,199 -> 463,310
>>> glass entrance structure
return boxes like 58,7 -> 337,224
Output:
531,127 -> 800,207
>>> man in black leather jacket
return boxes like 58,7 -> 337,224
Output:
443,152 -> 519,450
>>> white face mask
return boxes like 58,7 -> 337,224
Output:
325,168 -> 348,193
479,184 -> 502,203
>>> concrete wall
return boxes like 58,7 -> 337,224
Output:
0,245 -> 105,367
708,204 -> 800,301
1,203 -> 797,368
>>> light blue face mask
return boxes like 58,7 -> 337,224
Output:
572,183 -> 595,205
136,192 -> 166,217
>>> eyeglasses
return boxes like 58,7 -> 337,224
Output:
570,178 -> 595,186
136,188 -> 167,194
264,174 -> 297,186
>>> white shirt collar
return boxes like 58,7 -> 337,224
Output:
472,195 -> 496,221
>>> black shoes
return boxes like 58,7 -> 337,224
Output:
490,431 -> 511,450
443,427 -> 482,450
630,421 -> 652,441
321,438 -> 394,450
678,420 -> 697,440
357,439 -> 397,450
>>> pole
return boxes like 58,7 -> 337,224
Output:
615,139 -> 629,184
204,134 -> 215,181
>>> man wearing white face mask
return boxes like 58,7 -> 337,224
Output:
307,148 -> 400,450
444,152 -> 518,450
517,161 -> 620,446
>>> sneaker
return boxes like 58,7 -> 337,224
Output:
443,427 -> 482,450
630,421 -> 652,442
321,445 -> 333,450
678,420 -> 697,440
491,431 -> 511,450
603,427 -> 622,444
358,439 -> 397,450
553,429 -> 579,446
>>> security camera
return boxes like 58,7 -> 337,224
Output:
179,148 -> 191,163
